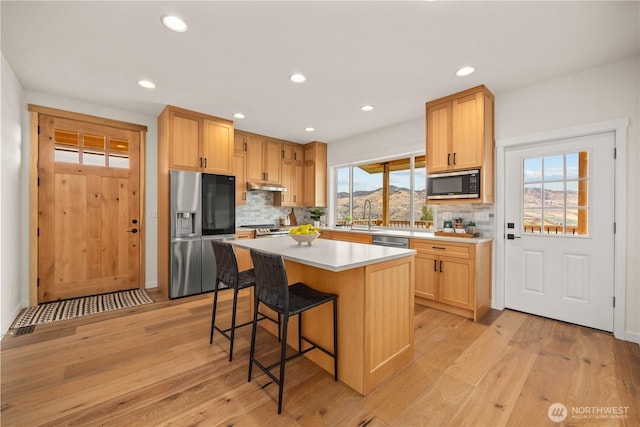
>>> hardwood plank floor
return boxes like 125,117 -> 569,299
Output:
1,291 -> 638,426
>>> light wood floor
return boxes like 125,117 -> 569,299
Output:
1,289 -> 639,426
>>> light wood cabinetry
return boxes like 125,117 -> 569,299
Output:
410,238 -> 491,321
161,105 -> 234,174
233,131 -> 248,205
303,141 -> 327,207
320,230 -> 372,244
246,133 -> 281,185
157,105 -> 234,297
234,229 -> 254,271
426,85 -> 495,203
275,142 -> 304,207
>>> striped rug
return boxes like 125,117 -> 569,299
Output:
10,289 -> 154,329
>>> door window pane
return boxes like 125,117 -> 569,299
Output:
522,151 -> 589,236
83,151 -> 105,167
543,182 -> 564,207
54,148 -> 79,164
524,183 -> 542,207
524,157 -> 542,183
544,155 -> 564,181
524,209 -> 542,233
109,155 -> 129,169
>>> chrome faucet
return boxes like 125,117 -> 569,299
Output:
363,199 -> 372,230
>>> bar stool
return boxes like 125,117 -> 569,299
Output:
210,240 -> 279,361
248,248 -> 338,414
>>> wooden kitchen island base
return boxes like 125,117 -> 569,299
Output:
231,237 -> 415,395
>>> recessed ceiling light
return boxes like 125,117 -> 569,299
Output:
289,73 -> 306,83
233,113 -> 245,119
456,66 -> 475,77
360,105 -> 375,112
137,80 -> 156,89
162,15 -> 188,32
304,127 -> 315,132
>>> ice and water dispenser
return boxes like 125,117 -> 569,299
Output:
175,211 -> 196,237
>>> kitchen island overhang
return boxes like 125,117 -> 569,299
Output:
229,236 -> 416,395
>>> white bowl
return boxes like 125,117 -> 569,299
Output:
289,232 -> 320,246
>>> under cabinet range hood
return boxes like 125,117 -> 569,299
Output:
246,182 -> 287,192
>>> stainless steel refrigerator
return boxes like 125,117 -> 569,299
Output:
169,170 -> 236,298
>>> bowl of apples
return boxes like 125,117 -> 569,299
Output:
289,224 -> 321,246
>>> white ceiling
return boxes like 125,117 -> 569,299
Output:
2,1 -> 638,144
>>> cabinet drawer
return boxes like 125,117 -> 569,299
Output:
235,230 -> 255,239
410,239 -> 472,259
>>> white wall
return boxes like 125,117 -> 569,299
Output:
1,54 -> 25,335
328,56 -> 640,339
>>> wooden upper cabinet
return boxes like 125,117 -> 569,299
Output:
162,105 -> 234,175
426,102 -> 452,172
202,119 -> 233,174
275,142 -> 305,207
303,141 -> 327,207
246,135 -> 281,184
426,85 -> 494,173
282,143 -> 304,162
168,110 -> 201,170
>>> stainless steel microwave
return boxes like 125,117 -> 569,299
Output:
427,169 -> 480,200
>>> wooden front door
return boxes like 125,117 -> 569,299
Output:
38,114 -> 141,302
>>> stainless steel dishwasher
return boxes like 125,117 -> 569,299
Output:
371,235 -> 409,249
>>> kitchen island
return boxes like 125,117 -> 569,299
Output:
229,236 -> 416,395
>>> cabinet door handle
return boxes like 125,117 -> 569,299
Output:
439,260 -> 443,273
200,157 -> 203,168
282,150 -> 285,159
243,192 -> 246,200
447,153 -> 451,165
432,246 -> 446,250
244,142 -> 247,151
453,152 -> 456,165
204,158 -> 207,168
433,259 -> 438,272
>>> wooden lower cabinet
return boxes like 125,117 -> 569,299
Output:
320,230 -> 372,244
234,230 -> 254,271
410,238 -> 491,321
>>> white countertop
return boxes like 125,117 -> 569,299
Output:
229,235 -> 416,272
322,226 -> 493,244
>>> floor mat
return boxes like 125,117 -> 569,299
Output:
9,289 -> 154,329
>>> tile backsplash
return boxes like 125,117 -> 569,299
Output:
237,192 -> 494,237
431,203 -> 495,237
236,191 -> 313,226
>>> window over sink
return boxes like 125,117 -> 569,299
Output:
336,154 -> 431,229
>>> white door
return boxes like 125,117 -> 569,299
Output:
504,132 -> 615,331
